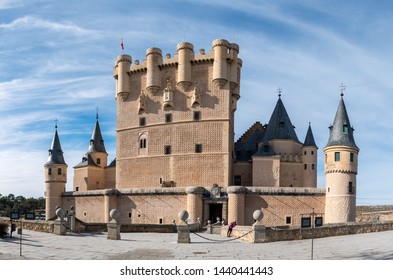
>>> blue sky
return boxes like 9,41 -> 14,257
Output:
1,0 -> 393,205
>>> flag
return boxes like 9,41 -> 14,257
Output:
121,38 -> 124,50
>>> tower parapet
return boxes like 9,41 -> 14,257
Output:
114,54 -> 132,101
146,47 -> 163,94
212,39 -> 230,88
176,42 -> 194,91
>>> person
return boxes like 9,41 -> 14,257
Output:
227,220 -> 237,237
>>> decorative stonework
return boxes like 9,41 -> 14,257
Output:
162,78 -> 174,110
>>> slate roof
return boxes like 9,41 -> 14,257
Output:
264,97 -> 300,142
325,95 -> 358,150
46,129 -> 66,165
253,138 -> 277,157
303,123 -> 317,147
87,119 -> 107,154
74,154 -> 99,168
234,122 -> 265,161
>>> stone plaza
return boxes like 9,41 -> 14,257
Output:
1,229 -> 393,260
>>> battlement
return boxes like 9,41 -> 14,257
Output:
114,39 -> 242,99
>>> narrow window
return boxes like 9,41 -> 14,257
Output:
304,151 -> 307,155
193,111 -> 201,121
195,144 -> 202,153
76,187 -> 79,191
328,187 -> 330,192
97,158 -> 101,165
234,175 -> 241,185
159,218 -> 163,224
139,117 -> 146,126
140,138 -> 147,149
349,182 -> 353,194
335,152 -> 340,162
48,168 -> 52,175
312,164 -> 315,170
304,164 -> 307,170
343,124 -> 349,134
165,113 -> 172,123
286,216 -> 292,225
57,168 -> 62,175
128,213 -> 132,218
279,121 -> 285,128
311,151 -> 314,155
164,145 -> 171,155
350,152 -> 354,163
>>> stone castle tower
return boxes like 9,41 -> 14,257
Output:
324,93 -> 359,223
44,125 -> 67,219
113,39 -> 242,189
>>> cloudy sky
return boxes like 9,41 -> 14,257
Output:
1,0 -> 392,205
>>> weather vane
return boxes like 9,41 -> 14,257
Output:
339,83 -> 346,97
277,87 -> 282,98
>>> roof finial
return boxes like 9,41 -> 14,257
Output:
96,106 -> 99,120
339,83 -> 346,97
277,87 -> 282,98
54,118 -> 58,130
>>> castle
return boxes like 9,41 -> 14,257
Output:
44,39 -> 359,227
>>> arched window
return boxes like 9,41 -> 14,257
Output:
138,133 -> 148,156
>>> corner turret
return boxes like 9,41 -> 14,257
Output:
302,123 -> 318,188
45,124 -> 67,220
324,92 -> 359,224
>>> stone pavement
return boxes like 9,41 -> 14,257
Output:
1,229 -> 393,260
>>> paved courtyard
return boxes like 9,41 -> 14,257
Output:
1,229 -> 393,260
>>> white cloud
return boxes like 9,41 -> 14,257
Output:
0,16 -> 92,36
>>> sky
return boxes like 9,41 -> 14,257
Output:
0,0 -> 393,205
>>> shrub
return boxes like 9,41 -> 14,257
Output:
0,222 -> 8,237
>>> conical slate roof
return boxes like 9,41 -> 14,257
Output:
87,118 -> 107,154
46,128 -> 66,165
264,96 -> 299,142
304,123 -> 317,147
325,95 -> 358,150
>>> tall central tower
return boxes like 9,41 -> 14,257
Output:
324,93 -> 359,223
113,39 -> 242,189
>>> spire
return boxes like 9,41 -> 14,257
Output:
264,96 -> 299,142
46,124 -> 66,165
304,122 -> 317,147
325,94 -> 358,150
87,115 -> 107,154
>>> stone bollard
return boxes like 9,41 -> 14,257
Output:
107,209 -> 121,240
69,205 -> 76,232
206,220 -> 212,234
53,208 -> 66,235
252,210 -> 266,243
177,210 -> 190,243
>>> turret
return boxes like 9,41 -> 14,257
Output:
324,93 -> 359,224
212,39 -> 230,88
302,123 -> 318,188
44,124 -> 67,220
114,54 -> 132,101
146,47 -> 162,94
176,42 -> 194,91
87,114 -> 108,167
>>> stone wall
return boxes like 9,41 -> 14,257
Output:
221,221 -> 393,242
0,218 -> 54,233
